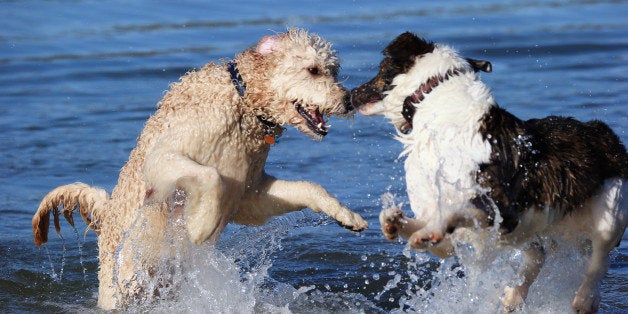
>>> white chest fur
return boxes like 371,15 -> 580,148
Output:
394,72 -> 494,223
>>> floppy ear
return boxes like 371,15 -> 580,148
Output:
256,35 -> 280,54
466,58 -> 492,73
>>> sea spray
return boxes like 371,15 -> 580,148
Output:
71,224 -> 89,281
113,202 -> 339,312
376,193 -> 600,313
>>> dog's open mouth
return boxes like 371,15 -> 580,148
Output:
295,102 -> 329,136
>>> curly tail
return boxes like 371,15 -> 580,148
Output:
32,182 -> 109,247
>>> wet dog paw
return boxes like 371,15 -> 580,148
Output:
407,229 -> 443,251
502,285 -> 526,313
335,208 -> 368,232
572,286 -> 600,314
379,207 -> 405,240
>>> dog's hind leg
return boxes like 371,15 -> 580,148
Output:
144,151 -> 231,245
502,241 -> 545,312
572,179 -> 627,313
236,174 -> 368,231
571,240 -> 608,313
175,170 -> 229,244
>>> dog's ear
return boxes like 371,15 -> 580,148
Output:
256,35 -> 281,55
466,58 -> 492,73
383,32 -> 434,72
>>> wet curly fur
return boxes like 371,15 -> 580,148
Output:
32,28 -> 367,309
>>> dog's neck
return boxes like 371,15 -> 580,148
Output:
402,67 -> 469,128
228,61 -> 282,145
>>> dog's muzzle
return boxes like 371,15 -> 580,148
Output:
350,86 -> 383,111
343,92 -> 354,113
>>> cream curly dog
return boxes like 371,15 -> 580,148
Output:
32,28 -> 368,309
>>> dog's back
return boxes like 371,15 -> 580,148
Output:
477,107 -> 628,232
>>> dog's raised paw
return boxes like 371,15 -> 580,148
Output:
334,209 -> 368,232
379,207 -> 405,240
348,213 -> 369,231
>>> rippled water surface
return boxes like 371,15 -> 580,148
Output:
1,0 -> 627,312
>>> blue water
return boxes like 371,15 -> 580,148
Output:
1,0 -> 627,312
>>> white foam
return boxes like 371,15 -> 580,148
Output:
83,197 -> 609,313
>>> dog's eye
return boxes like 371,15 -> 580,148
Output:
307,67 -> 320,75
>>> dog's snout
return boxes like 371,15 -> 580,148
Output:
343,92 -> 354,113
349,88 -> 363,109
350,85 -> 383,110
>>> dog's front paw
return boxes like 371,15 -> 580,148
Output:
502,285 -> 526,313
572,284 -> 600,314
379,207 -> 405,241
337,209 -> 368,232
407,229 -> 445,251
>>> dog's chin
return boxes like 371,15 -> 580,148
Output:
356,101 -> 385,116
297,126 -> 326,140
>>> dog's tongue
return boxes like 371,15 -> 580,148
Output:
311,108 -> 325,125
311,108 -> 329,132
295,103 -> 328,135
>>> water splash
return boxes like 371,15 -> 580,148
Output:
71,225 -> 89,281
375,193 -> 597,313
111,202 -> 340,312
43,245 -> 60,281
36,192 -> 610,313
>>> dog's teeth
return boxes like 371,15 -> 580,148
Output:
317,122 -> 323,129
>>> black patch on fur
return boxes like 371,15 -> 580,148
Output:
474,106 -> 628,232
383,32 -> 435,74
351,32 -> 434,109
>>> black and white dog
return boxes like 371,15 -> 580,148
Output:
351,32 -> 628,313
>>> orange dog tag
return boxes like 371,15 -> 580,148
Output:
264,134 -> 276,145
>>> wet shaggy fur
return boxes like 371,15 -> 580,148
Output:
351,32 -> 628,313
475,108 -> 628,233
32,28 -> 368,310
